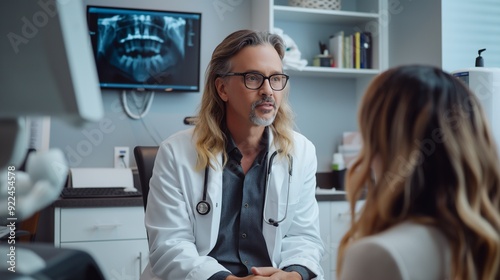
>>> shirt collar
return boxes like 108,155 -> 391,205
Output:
223,125 -> 270,165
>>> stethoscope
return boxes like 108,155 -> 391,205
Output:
196,150 -> 293,228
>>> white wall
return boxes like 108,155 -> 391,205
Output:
49,0 -> 359,171
48,0 -> 500,171
388,0 -> 442,68
389,0 -> 500,71
442,0 -> 500,71
50,0 -> 253,167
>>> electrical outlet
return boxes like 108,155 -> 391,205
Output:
114,146 -> 130,168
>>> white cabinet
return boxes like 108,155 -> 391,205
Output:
54,206 -> 149,280
318,200 -> 364,280
251,0 -> 388,79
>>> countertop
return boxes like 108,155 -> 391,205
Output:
52,189 -> 346,208
51,172 -> 346,208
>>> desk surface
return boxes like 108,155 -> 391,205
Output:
52,196 -> 143,208
51,171 -> 346,208
52,190 -> 345,208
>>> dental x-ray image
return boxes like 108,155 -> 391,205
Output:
87,7 -> 201,92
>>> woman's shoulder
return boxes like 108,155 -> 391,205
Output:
368,222 -> 445,241
341,222 -> 451,280
354,222 -> 450,256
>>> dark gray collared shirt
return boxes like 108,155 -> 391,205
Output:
208,127 -> 316,280
208,127 -> 271,277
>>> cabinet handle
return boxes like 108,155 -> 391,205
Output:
137,252 -> 142,279
93,223 -> 122,229
337,212 -> 351,219
338,211 -> 361,220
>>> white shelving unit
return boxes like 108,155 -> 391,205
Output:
286,66 -> 379,78
251,0 -> 389,171
252,0 -> 388,80
274,5 -> 379,24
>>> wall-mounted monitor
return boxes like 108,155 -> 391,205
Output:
87,6 -> 201,92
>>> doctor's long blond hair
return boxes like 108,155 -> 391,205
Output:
337,65 -> 500,280
193,30 -> 294,170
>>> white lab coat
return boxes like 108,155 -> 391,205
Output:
140,128 -> 325,280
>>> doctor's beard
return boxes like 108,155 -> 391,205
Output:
250,97 -> 276,126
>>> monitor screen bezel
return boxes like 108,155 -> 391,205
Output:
86,5 -> 202,93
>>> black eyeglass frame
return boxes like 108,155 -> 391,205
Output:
223,72 -> 290,91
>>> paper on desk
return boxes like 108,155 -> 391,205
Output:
69,168 -> 134,188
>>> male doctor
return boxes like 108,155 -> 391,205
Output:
141,29 -> 324,280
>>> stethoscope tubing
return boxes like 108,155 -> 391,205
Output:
196,150 -> 293,228
263,151 -> 292,227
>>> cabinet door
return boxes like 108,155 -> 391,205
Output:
331,200 -> 365,279
61,239 -> 149,280
318,201 -> 333,280
58,207 -> 146,242
319,200 -> 365,280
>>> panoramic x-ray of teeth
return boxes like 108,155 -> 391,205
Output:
97,14 -> 186,84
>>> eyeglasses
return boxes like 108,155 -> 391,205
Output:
224,72 -> 289,91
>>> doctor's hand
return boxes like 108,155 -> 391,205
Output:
224,267 -> 302,280
251,267 -> 302,279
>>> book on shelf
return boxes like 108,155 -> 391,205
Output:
328,31 -> 344,68
329,30 -> 372,70
360,32 -> 372,69
344,35 -> 352,68
354,32 -> 361,69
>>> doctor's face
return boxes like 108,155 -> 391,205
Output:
216,44 -> 285,128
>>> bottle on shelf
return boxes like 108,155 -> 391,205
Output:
331,153 -> 346,190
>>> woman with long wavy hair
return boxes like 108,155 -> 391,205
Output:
337,65 -> 500,280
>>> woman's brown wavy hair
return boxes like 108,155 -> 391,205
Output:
193,29 -> 294,170
337,65 -> 500,280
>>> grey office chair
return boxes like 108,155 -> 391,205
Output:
133,146 -> 159,211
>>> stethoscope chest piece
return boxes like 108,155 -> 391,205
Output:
196,200 -> 210,215
197,167 -> 211,215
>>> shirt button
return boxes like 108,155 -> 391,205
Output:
244,260 -> 249,265
244,203 -> 249,208
242,233 -> 247,238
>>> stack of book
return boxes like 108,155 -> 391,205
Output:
328,31 -> 372,69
